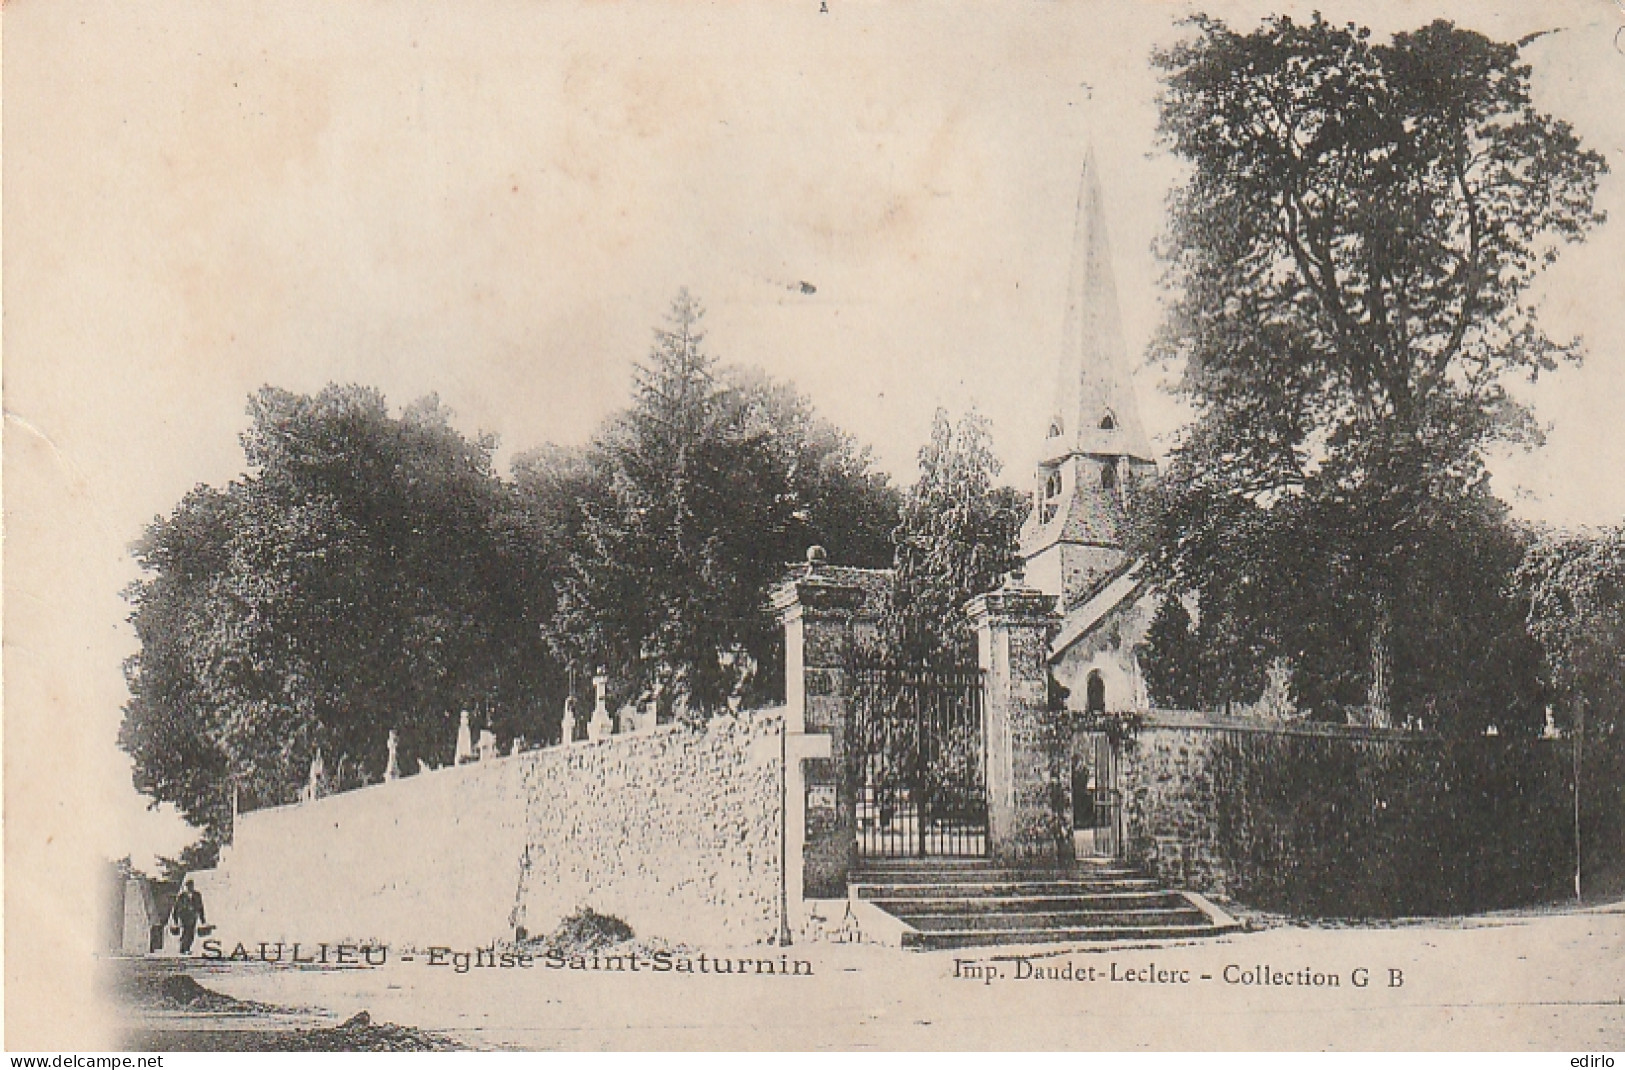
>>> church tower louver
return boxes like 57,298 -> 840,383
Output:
1020,148 -> 1157,612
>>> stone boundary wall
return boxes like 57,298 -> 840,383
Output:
213,708 -> 785,949
1117,718 -> 1446,897
212,748 -> 530,949
1117,721 -> 1251,897
513,708 -> 784,947
1114,715 -> 1598,916
1117,712 -> 1434,899
1139,709 -> 1431,742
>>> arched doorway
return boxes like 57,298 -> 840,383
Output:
1086,670 -> 1106,714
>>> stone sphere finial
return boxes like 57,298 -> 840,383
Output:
806,545 -> 828,571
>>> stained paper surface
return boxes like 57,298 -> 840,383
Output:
5,0 -> 1624,1051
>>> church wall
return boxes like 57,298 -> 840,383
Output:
211,708 -> 785,951
1025,541 -> 1126,615
1024,544 -> 1064,603
1051,592 -> 1155,713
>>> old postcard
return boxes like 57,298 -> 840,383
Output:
4,0 -> 1623,1053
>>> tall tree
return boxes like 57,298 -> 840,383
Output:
119,386 -> 564,839
123,306 -> 900,839
884,408 -> 1025,666
1144,15 -> 1606,725
565,291 -> 753,714
507,442 -> 611,711
562,291 -> 900,716
724,364 -> 901,571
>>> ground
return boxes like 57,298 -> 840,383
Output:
110,902 -> 1625,1051
113,958 -> 464,1051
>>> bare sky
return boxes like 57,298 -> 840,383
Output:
6,0 -> 1624,883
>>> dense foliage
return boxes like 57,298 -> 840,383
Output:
1517,525 -> 1625,736
120,387 -> 558,835
1186,730 -> 1625,914
1140,489 -> 1548,732
881,408 -> 1026,666
1139,15 -> 1606,728
559,291 -> 899,717
121,292 -> 900,840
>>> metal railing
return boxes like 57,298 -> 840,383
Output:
849,659 -> 988,858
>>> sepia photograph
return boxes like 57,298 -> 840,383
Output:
4,0 -> 1623,1054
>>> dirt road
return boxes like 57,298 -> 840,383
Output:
116,904 -> 1624,1050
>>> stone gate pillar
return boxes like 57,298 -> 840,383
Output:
769,549 -> 867,903
966,575 -> 1071,866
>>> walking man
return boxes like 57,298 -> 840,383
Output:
173,879 -> 206,955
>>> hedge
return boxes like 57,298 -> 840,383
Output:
1200,730 -> 1623,917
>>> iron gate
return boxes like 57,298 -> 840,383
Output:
849,659 -> 987,857
1072,730 -> 1121,858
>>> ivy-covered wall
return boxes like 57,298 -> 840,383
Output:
1118,714 -> 1624,917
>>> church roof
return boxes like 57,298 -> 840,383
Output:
1049,560 -> 1147,661
1050,148 -> 1155,464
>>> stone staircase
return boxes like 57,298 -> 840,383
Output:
850,857 -> 1239,950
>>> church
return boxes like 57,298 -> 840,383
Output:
1020,148 -> 1162,717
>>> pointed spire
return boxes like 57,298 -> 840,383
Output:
1050,147 -> 1153,463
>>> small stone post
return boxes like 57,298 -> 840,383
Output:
301,751 -> 327,803
966,572 -> 1071,866
384,730 -> 400,782
562,696 -> 580,744
588,671 -> 614,741
454,711 -> 474,765
770,547 -> 867,903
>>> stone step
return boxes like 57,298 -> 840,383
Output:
899,907 -> 1211,932
901,923 -> 1230,950
852,878 -> 1161,899
863,891 -> 1193,914
857,858 -> 1140,872
856,860 -> 1139,877
852,859 -> 1239,950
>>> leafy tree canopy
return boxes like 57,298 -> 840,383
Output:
1518,525 -> 1625,736
1139,14 -> 1606,728
555,290 -> 901,718
123,298 -> 901,841
120,385 -> 562,839
883,407 -> 1026,666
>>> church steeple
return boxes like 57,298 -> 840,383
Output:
1050,146 -> 1153,464
1022,148 -> 1157,611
